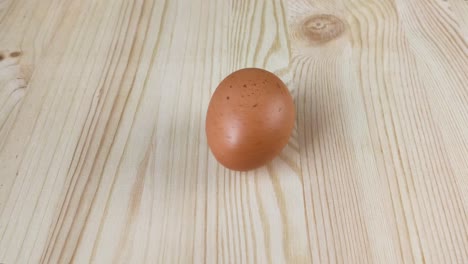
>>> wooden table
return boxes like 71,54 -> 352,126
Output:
1,0 -> 467,263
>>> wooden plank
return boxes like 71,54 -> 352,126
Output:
0,0 -> 467,263
0,0 -> 311,263
287,0 -> 467,263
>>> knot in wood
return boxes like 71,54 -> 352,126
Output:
10,51 -> 22,57
301,14 -> 345,44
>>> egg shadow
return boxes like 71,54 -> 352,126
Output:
288,62 -> 342,161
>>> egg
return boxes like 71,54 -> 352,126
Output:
206,68 -> 295,171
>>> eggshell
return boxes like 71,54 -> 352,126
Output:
205,68 -> 295,171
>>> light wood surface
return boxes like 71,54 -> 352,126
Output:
0,0 -> 467,263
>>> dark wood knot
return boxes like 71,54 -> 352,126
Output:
301,14 -> 345,44
10,51 -> 22,57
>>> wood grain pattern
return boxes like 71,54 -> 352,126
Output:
0,0 -> 467,263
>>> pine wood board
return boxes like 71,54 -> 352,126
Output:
0,0 -> 467,263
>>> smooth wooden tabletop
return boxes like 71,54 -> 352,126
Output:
1,0 -> 467,263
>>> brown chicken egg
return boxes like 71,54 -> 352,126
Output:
206,68 -> 295,171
